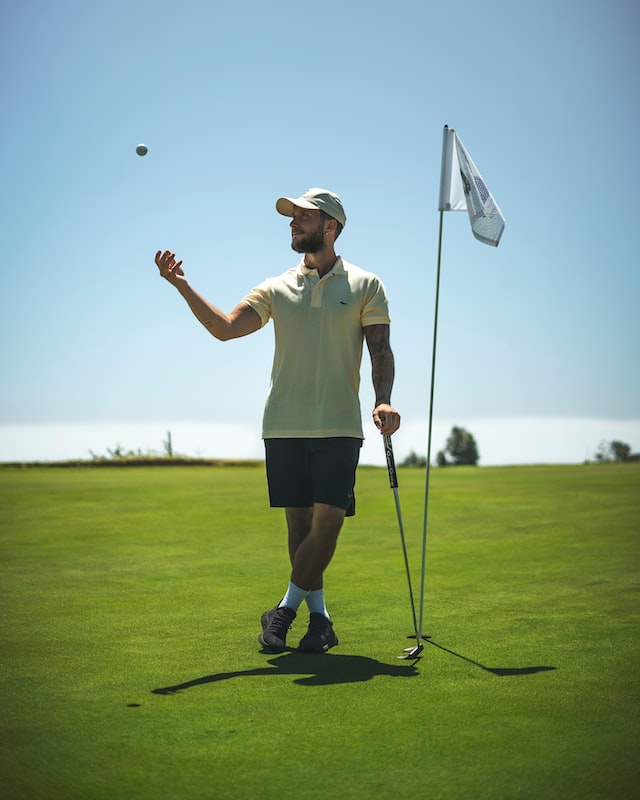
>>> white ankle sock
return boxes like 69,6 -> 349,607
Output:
278,581 -> 309,612
305,589 -> 329,618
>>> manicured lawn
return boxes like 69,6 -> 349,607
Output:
1,463 -> 638,799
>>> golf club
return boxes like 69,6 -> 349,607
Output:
383,435 -> 424,659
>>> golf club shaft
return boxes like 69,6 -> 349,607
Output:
383,435 -> 419,640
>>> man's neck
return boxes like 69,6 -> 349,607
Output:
304,247 -> 337,278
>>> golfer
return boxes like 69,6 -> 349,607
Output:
155,188 -> 400,653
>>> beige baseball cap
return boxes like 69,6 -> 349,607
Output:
276,188 -> 346,227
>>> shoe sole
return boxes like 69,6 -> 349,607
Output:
258,633 -> 287,653
297,636 -> 339,654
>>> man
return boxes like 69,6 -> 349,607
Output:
155,188 -> 400,654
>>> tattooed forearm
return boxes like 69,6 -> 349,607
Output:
365,324 -> 395,405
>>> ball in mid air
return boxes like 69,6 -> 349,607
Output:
136,144 -> 148,156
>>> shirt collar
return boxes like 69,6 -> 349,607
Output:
299,256 -> 345,276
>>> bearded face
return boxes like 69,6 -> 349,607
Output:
291,225 -> 324,253
290,209 -> 327,254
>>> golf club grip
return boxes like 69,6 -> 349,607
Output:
383,435 -> 398,489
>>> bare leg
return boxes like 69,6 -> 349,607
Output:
285,507 -> 313,567
285,503 -> 346,591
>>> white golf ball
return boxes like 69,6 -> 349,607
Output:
136,144 -> 148,157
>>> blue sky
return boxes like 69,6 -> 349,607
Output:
1,0 -> 638,465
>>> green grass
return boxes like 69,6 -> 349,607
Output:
1,463 -> 639,799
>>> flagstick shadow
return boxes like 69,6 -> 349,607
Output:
426,639 -> 557,676
152,651 -> 419,694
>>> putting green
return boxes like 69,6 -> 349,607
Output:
1,463 -> 638,799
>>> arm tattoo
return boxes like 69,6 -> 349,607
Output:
365,325 -> 395,405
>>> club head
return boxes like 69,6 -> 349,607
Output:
398,642 -> 424,660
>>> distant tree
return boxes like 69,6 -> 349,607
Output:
611,440 -> 632,462
595,439 -> 635,463
436,450 -> 448,467
437,426 -> 480,466
401,450 -> 427,468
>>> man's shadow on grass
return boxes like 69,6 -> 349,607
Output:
152,651 -> 418,694
152,642 -> 557,696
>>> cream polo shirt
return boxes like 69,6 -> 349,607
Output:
243,257 -> 391,439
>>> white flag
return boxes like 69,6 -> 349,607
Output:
438,126 -> 505,247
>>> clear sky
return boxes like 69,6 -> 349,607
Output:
1,0 -> 638,466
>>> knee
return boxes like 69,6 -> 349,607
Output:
312,503 -> 347,538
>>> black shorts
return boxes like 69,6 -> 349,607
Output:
264,438 -> 362,517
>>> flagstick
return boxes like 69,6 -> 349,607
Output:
417,207 -> 445,642
417,124 -> 504,641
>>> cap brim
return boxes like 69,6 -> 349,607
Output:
276,196 -> 318,217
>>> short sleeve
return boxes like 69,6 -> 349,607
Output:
243,280 -> 272,328
361,277 -> 391,327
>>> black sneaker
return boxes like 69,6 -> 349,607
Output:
258,605 -> 296,653
297,613 -> 339,653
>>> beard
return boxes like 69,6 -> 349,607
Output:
291,224 -> 324,254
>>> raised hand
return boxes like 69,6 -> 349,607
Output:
155,250 -> 185,283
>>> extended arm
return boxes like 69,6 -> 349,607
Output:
364,324 -> 401,435
154,250 -> 261,341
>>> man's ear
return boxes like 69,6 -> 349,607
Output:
325,217 -> 337,237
